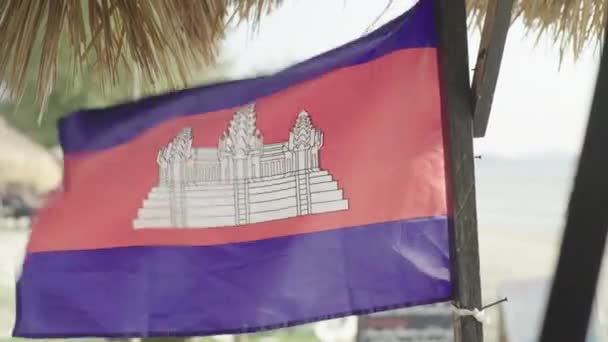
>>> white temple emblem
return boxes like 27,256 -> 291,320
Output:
133,103 -> 349,229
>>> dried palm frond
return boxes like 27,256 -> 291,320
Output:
468,0 -> 607,59
0,0 -> 606,112
0,0 -> 281,108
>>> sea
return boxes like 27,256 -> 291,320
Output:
475,155 -> 576,234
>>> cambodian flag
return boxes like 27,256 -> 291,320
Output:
14,0 -> 451,338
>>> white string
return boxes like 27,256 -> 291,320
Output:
452,307 -> 492,325
451,297 -> 508,325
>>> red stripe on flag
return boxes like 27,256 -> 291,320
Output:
28,48 -> 446,253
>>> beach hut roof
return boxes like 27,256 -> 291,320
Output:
468,0 -> 606,55
0,0 -> 604,106
0,118 -> 62,193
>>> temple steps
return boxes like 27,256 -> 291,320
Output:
134,169 -> 347,229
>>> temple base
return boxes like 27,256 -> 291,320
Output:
133,170 -> 348,229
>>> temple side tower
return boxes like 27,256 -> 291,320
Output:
156,127 -> 194,226
286,110 -> 323,172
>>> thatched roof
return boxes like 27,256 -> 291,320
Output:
0,117 -> 62,193
0,0 -> 604,107
0,0 -> 280,105
468,0 -> 606,57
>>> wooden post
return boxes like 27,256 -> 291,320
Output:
433,1 -> 484,342
471,0 -> 513,138
539,18 -> 608,342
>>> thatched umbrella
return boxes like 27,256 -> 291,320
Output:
467,0 -> 606,56
0,0 -> 280,106
0,0 -> 604,107
0,117 -> 61,194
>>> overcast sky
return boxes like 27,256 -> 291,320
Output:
219,0 -> 600,159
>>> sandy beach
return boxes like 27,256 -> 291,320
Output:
0,230 -> 28,336
479,228 -> 608,341
479,228 -> 560,341
479,228 -> 560,297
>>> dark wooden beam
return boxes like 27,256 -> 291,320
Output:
539,21 -> 608,342
433,1 -> 483,342
471,0 -> 513,138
